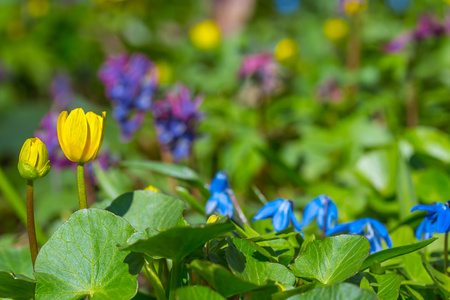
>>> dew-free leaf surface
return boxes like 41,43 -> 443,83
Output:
292,235 -> 370,285
34,209 -> 137,300
288,283 -> 376,300
360,237 -> 437,271
175,286 -> 225,300
106,190 -> 185,232
188,259 -> 260,297
226,238 -> 295,286
121,220 -> 234,261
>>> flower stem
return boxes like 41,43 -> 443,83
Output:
77,164 -> 87,210
445,232 -> 449,276
26,180 -> 38,268
169,260 -> 183,300
143,259 -> 167,300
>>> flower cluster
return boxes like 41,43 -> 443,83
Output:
239,53 -> 279,94
205,171 -> 234,218
252,194 -> 392,253
386,14 -> 449,53
411,202 -> 450,240
274,0 -> 300,15
153,84 -> 203,161
98,53 -> 158,140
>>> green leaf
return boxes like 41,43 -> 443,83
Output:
287,283 -> 376,300
0,272 -> 36,300
356,149 -> 396,196
292,235 -> 370,285
121,220 -> 234,261
0,247 -> 33,278
176,186 -> 205,214
188,259 -> 260,297
396,152 -> 418,219
0,247 -> 36,300
369,273 -> 401,300
405,126 -> 450,163
106,190 -> 185,232
422,256 -> 450,298
121,160 -> 208,195
226,237 -> 295,286
34,209 -> 138,300
414,168 -> 450,204
360,238 -> 437,271
175,286 -> 225,300
271,283 -> 316,300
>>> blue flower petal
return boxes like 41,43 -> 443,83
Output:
415,218 -> 427,240
272,200 -> 291,232
299,198 -> 321,228
253,199 -> 285,222
216,193 -> 234,218
411,204 -> 440,213
368,235 -> 383,254
436,204 -> 450,234
326,222 -> 352,235
349,218 -> 369,235
289,205 -> 302,232
326,200 -> 339,231
205,194 -> 219,215
210,171 -> 229,193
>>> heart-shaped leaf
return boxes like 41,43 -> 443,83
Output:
106,190 -> 185,231
360,237 -> 437,271
188,259 -> 260,297
292,235 -> 370,285
121,220 -> 234,261
0,247 -> 36,300
288,283 -> 376,300
226,238 -> 295,286
34,209 -> 137,300
175,286 -> 225,300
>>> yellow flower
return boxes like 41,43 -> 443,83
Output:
323,18 -> 349,41
144,185 -> 161,193
18,137 -> 51,180
57,108 -> 106,164
207,215 -> 220,224
343,0 -> 368,15
274,38 -> 299,63
27,0 -> 50,18
189,20 -> 221,50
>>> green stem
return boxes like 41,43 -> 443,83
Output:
169,260 -> 183,300
0,167 -> 47,245
26,180 -> 38,268
144,259 -> 167,300
77,164 -> 87,210
445,232 -> 448,276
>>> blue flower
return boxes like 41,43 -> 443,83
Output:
253,199 -> 302,232
327,218 -> 393,254
274,0 -> 300,14
205,171 -> 234,218
411,202 -> 450,240
299,195 -> 338,234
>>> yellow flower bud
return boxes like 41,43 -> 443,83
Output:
189,20 -> 221,50
207,215 -> 220,224
274,38 -> 299,63
144,185 -> 161,193
343,0 -> 367,15
18,138 -> 51,180
323,18 -> 349,41
57,108 -> 106,164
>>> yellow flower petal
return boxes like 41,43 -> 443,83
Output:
28,138 -> 39,167
81,111 -> 104,163
63,108 -> 88,162
57,110 -> 69,157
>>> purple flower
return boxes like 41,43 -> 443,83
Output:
239,53 -> 279,94
386,14 -> 448,53
316,79 -> 343,103
98,53 -> 158,140
153,84 -> 203,161
50,73 -> 73,110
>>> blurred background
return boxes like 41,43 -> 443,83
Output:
1,0 -> 450,243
